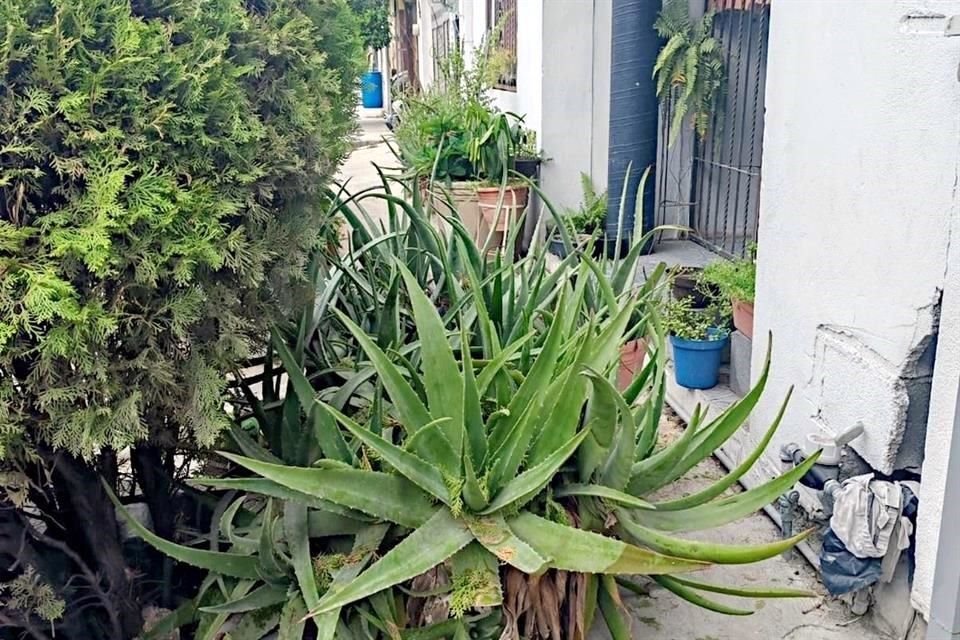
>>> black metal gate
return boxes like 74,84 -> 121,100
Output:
656,1 -> 770,258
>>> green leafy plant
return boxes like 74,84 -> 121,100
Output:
700,251 -> 757,304
663,296 -> 727,341
394,35 -> 521,185
113,174 -> 810,638
466,106 -> 524,184
516,128 -> 541,159
117,244 -> 815,639
0,0 -> 362,637
560,173 -> 608,237
654,0 -> 725,144
350,0 -> 392,53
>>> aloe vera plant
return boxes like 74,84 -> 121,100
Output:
114,175 -> 814,639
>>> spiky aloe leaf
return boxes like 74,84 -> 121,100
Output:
487,290 -> 569,487
467,515 -> 550,573
508,513 -> 706,575
462,452 -> 489,511
598,383 -> 639,491
397,263 -> 465,460
196,580 -> 254,640
461,324 -> 487,470
315,523 -> 391,640
529,302 -> 635,466
219,497 -> 258,553
553,484 -> 653,509
638,451 -> 822,532
635,343 -> 772,495
457,236 -> 502,358
617,508 -> 813,564
229,424 -> 283,464
450,542 -> 503,614
140,601 -> 196,640
475,332 -> 534,396
106,482 -> 260,579
284,502 -> 321,610
655,388 -> 794,511
577,370 -> 622,483
482,429 -> 591,514
199,584 -> 288,614
220,453 -> 435,528
628,403 -> 704,495
310,509 -> 474,616
653,575 -> 754,615
257,499 -> 286,582
333,310 -> 433,433
272,329 -> 353,464
598,575 -> 631,640
324,403 -> 450,504
307,510 -> 368,537
665,574 -> 814,598
191,477 -> 365,519
279,596 -> 308,640
377,270 -> 401,350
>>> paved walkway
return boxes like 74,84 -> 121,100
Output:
335,124 -> 894,640
588,414 -> 891,640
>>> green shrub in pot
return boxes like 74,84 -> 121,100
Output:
700,250 -> 757,337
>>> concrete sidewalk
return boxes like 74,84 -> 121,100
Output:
588,414 -> 892,640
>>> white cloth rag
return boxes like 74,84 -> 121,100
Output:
829,473 -> 912,560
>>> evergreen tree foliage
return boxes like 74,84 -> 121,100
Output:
0,0 -> 363,458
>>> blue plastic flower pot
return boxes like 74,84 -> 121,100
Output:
361,71 -> 383,108
670,332 -> 729,390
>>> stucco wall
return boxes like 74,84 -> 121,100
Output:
540,0 -> 611,211
746,0 -> 960,616
914,196 -> 960,618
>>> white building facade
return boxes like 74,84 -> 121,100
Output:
414,0 -> 612,212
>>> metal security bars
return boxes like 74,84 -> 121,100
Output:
655,2 -> 770,258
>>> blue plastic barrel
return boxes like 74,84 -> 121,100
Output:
361,71 -> 383,109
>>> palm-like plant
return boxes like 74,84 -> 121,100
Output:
654,0 -> 726,145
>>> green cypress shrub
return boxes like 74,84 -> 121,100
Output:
0,0 -> 362,457
0,1 -> 361,636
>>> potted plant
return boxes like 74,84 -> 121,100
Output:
469,106 -> 527,226
512,128 -> 542,179
700,250 -> 757,338
548,173 -> 606,257
664,296 -> 730,389
394,42 -> 529,250
352,0 -> 392,109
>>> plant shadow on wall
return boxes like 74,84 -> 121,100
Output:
0,0 -> 363,638
114,172 -> 822,639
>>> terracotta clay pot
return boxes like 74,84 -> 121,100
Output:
732,299 -> 754,339
618,338 -> 648,391
476,184 -> 529,231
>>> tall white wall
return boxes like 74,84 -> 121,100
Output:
915,188 -> 960,618
540,0 -> 611,211
746,0 -> 960,617
490,0 -> 543,137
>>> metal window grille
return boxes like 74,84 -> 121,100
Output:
432,12 -> 453,88
655,2 -> 770,258
487,0 -> 517,91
